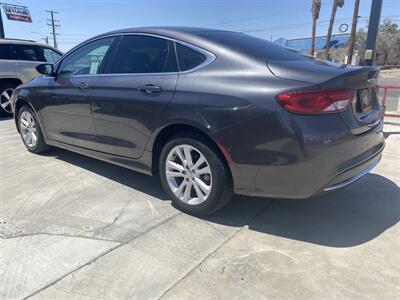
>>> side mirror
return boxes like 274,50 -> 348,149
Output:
36,63 -> 54,76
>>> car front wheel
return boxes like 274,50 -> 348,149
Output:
0,84 -> 16,117
18,106 -> 49,153
159,134 -> 233,215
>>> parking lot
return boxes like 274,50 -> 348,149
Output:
0,117 -> 399,299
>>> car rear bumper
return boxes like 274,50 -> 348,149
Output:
321,151 -> 381,193
213,109 -> 385,199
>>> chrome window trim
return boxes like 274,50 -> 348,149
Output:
58,32 -> 216,78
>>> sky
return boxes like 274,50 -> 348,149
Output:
2,0 -> 400,52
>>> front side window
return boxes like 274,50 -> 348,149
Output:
58,37 -> 114,76
175,43 -> 206,71
109,35 -> 178,74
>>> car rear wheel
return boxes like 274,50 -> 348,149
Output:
0,84 -> 16,117
18,106 -> 49,153
159,134 -> 233,215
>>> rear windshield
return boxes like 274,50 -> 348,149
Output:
198,31 -> 311,62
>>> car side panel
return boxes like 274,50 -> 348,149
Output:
91,74 -> 178,158
13,60 -> 41,83
0,59 -> 17,80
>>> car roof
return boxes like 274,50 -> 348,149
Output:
0,38 -> 61,52
80,26 -> 240,56
98,26 -> 233,38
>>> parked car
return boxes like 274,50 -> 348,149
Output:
0,39 -> 62,116
12,27 -> 385,215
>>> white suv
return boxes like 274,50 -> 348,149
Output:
0,39 -> 62,116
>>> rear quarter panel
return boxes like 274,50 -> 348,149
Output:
0,60 -> 16,79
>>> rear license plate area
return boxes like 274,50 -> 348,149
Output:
356,88 -> 373,116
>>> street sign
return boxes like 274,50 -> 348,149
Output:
1,4 -> 32,23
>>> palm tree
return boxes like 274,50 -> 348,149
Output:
325,0 -> 344,60
311,0 -> 321,56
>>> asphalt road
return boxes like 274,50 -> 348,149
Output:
0,117 -> 399,299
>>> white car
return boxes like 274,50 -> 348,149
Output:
0,39 -> 62,116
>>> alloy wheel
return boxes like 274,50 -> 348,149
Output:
0,88 -> 14,114
165,144 -> 212,205
20,111 -> 38,148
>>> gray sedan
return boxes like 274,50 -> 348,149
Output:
12,27 -> 385,215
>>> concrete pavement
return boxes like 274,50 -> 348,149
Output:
0,117 -> 399,299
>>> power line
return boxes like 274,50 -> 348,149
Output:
240,17 -> 353,33
46,10 -> 60,49
238,15 -> 400,33
206,6 -> 311,27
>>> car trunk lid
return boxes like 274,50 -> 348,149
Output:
268,59 -> 383,135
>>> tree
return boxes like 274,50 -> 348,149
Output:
355,19 -> 400,66
325,0 -> 344,60
310,0 -> 321,56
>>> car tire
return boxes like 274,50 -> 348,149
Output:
18,105 -> 49,154
0,83 -> 17,117
159,133 -> 233,215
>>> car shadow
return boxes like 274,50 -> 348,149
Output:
44,147 -> 169,201
47,147 -> 400,248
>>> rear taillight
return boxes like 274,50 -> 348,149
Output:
276,90 -> 354,114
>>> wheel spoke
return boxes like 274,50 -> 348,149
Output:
0,101 -> 10,109
192,155 -> 205,170
20,118 -> 29,127
174,180 -> 186,198
166,160 -> 184,172
26,134 -> 32,146
2,91 -> 11,101
166,171 -> 184,178
196,165 -> 211,176
183,145 -> 193,166
175,147 -> 186,165
193,181 -> 205,201
31,132 -> 37,143
194,177 -> 211,194
183,180 -> 192,202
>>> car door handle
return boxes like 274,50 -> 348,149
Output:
138,84 -> 161,94
75,82 -> 90,90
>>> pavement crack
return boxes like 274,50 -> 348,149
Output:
93,196 -> 132,235
157,199 -> 274,299
23,212 -> 181,300
2,232 -> 122,243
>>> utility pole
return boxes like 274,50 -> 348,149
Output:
46,10 -> 60,49
365,0 -> 383,66
0,4 -> 5,39
42,36 -> 49,45
346,0 -> 360,64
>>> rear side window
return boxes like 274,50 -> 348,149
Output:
197,31 -> 311,62
110,35 -> 178,74
0,44 -> 12,59
40,47 -> 62,63
175,43 -> 206,71
12,44 -> 45,61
